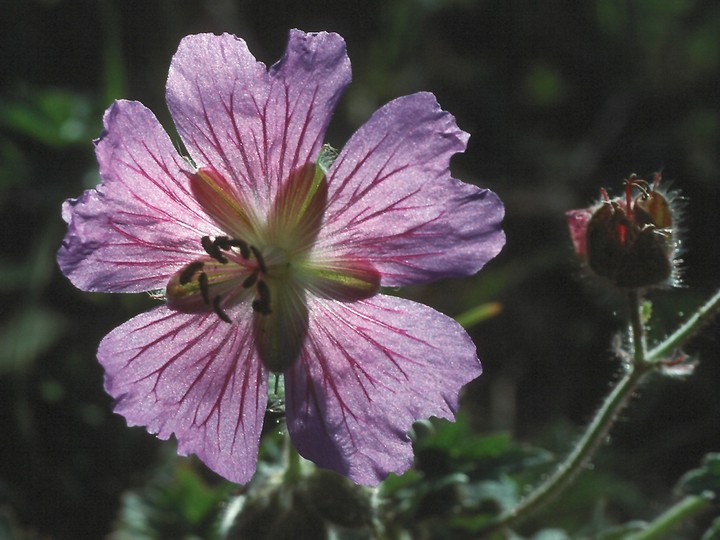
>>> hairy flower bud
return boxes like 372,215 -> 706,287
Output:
567,173 -> 682,288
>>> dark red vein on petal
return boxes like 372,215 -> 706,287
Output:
224,84 -> 260,195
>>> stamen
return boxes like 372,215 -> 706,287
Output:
215,236 -> 251,260
213,295 -> 231,323
252,280 -> 272,315
624,174 -> 650,219
179,261 -> 204,285
228,238 -> 251,259
201,234 -> 254,264
201,235 -> 227,264
213,235 -> 232,249
198,272 -> 210,304
242,271 -> 259,288
624,177 -> 636,220
250,245 -> 267,274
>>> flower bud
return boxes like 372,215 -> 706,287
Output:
567,174 -> 681,288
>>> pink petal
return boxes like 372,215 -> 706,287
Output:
318,92 -> 505,286
566,207 -> 593,257
284,294 -> 481,485
58,100 -> 219,293
99,305 -> 267,484
166,31 -> 350,217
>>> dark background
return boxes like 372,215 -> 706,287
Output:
1,0 -> 719,537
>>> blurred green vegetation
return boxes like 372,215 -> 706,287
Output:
1,0 -> 719,538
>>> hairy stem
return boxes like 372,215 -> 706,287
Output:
627,289 -> 647,364
626,493 -> 714,540
477,291 -> 652,535
478,364 -> 649,535
647,288 -> 720,362
475,288 -> 720,536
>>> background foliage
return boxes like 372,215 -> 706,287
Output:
1,0 -> 719,538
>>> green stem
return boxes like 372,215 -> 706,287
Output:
647,288 -> 720,362
284,430 -> 303,484
475,288 -> 720,536
477,291 -> 653,535
479,365 -> 649,535
626,493 -> 714,540
627,290 -> 647,365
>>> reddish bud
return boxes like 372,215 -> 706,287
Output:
567,173 -> 681,288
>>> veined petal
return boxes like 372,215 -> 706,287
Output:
300,257 -> 380,301
99,305 -> 267,484
318,92 -> 505,286
58,100 -> 219,293
266,162 -> 327,253
284,294 -> 481,485
189,167 -> 258,241
166,31 -> 350,217
167,33 -> 270,212
265,30 -> 350,206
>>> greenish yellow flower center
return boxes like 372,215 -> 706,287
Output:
165,147 -> 380,372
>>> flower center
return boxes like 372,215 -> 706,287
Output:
164,148 -> 380,372
166,234 -> 276,323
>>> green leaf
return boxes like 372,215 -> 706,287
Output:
0,306 -> 66,374
462,476 -> 520,514
415,415 -> 552,472
0,89 -> 97,147
111,457 -> 230,540
301,470 -> 373,529
678,453 -> 720,497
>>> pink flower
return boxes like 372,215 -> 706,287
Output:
58,30 -> 505,485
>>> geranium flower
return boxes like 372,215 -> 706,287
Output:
58,30 -> 505,486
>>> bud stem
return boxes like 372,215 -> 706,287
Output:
628,289 -> 648,365
477,361 -> 650,535
477,288 -> 720,535
647,288 -> 720,363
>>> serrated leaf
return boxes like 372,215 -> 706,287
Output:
415,414 -> 510,459
463,477 -> 519,512
415,415 -> 552,475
